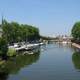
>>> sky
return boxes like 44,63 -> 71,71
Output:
0,0 -> 80,36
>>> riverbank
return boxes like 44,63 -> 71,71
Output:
72,43 -> 80,49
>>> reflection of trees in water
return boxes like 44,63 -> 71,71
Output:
0,50 -> 40,80
0,72 -> 8,80
72,51 -> 80,70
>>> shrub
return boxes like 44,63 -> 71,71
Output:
71,22 -> 80,43
7,48 -> 16,57
0,37 -> 8,56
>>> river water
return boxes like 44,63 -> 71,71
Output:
0,43 -> 80,80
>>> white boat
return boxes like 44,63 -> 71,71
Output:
39,42 -> 44,45
9,43 -> 40,51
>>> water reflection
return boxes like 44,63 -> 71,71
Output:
72,51 -> 80,70
0,50 -> 40,80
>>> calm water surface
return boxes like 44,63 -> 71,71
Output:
0,43 -> 80,80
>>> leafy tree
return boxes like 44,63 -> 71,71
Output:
0,37 -> 8,56
1,20 -> 40,44
71,22 -> 80,43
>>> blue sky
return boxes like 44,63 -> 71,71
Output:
0,0 -> 80,36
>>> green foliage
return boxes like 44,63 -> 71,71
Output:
0,51 -> 40,74
40,35 -> 55,40
72,52 -> 80,69
7,48 -> 16,57
2,20 -> 40,44
71,22 -> 80,42
0,37 -> 8,56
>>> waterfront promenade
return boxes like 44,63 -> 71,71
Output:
72,43 -> 80,49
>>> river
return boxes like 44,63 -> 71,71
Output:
0,43 -> 80,80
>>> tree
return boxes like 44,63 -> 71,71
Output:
0,37 -> 8,56
71,22 -> 80,43
2,20 -> 40,44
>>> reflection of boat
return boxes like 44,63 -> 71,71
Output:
23,51 -> 33,55
62,41 -> 67,44
28,52 -> 34,54
22,46 -> 40,55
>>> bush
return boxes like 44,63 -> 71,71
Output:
71,22 -> 80,43
7,48 -> 16,57
0,37 -> 8,56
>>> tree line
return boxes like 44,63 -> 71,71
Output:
71,21 -> 80,44
1,20 -> 40,44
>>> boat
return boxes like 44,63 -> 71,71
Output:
9,43 -> 41,51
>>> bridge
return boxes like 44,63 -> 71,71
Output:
41,35 -> 73,44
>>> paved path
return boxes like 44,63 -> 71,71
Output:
72,43 -> 80,49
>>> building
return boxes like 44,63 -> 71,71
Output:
57,35 -> 72,43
